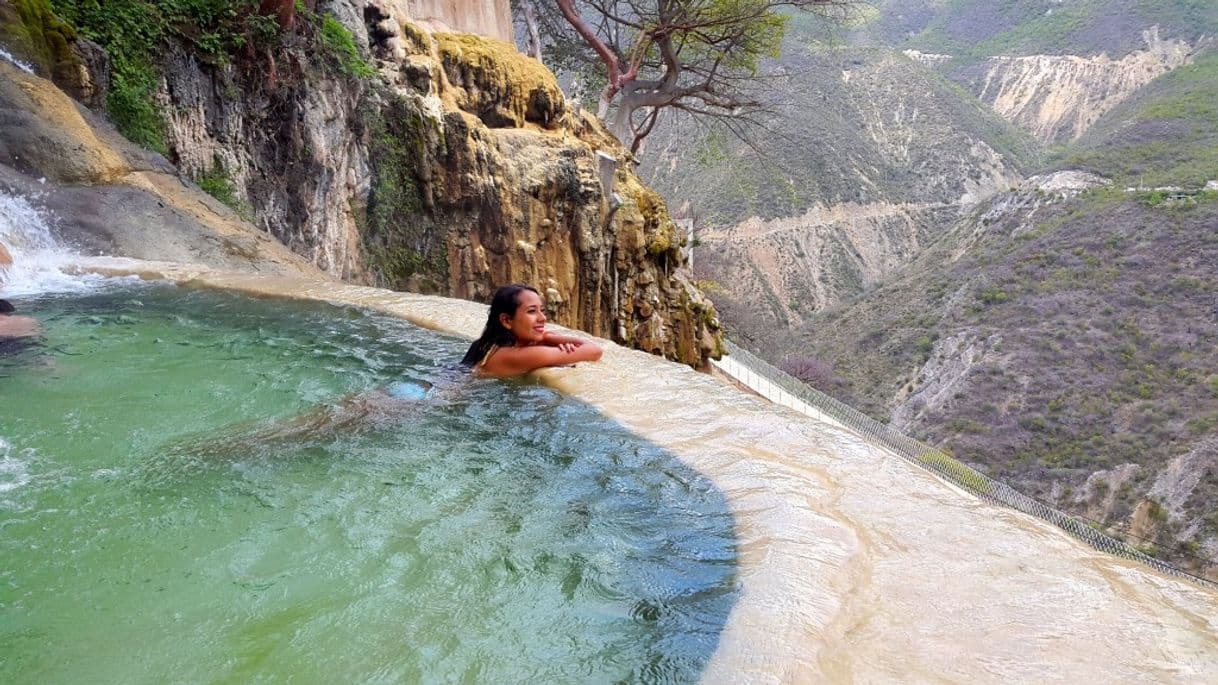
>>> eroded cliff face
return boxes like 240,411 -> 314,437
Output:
368,26 -> 721,361
1,0 -> 721,366
970,28 -> 1195,143
398,0 -> 512,43
697,201 -> 958,330
648,48 -> 1027,337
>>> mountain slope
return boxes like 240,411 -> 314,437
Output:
783,176 -> 1218,577
901,0 -> 1218,60
643,44 -> 1035,332
1061,48 -> 1218,187
640,1 -> 1218,577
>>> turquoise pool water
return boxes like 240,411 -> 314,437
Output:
0,283 -> 738,683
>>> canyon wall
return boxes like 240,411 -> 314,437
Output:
967,28 -> 1195,143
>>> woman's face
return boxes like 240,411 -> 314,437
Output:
501,289 -> 546,344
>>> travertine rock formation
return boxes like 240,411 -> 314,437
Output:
367,27 -> 722,363
0,60 -> 319,276
697,201 -> 958,328
0,2 -> 721,366
399,0 -> 513,43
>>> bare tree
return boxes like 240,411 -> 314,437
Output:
519,0 -> 546,60
536,0 -> 855,152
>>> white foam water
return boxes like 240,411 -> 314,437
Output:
0,189 -> 103,296
0,46 -> 35,75
0,437 -> 31,494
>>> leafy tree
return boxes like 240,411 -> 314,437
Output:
522,0 -> 855,151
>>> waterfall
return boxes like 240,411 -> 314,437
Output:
0,46 -> 35,75
0,189 -> 96,296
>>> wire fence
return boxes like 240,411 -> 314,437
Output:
716,340 -> 1216,590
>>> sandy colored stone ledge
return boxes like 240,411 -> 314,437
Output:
74,257 -> 1218,683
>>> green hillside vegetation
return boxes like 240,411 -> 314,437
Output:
644,45 -> 1038,226
41,0 -> 371,154
1058,48 -> 1218,188
902,0 -> 1218,61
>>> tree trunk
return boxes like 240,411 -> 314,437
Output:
611,99 -> 633,143
520,0 -> 543,61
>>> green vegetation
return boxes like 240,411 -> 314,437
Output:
904,0 -> 1218,62
50,0 -> 169,152
193,155 -> 245,215
49,0 -> 285,153
319,14 -> 374,78
43,1 -> 370,152
1056,49 -> 1218,188
362,97 -> 447,289
0,0 -> 77,75
916,450 -> 993,495
977,287 -> 1009,305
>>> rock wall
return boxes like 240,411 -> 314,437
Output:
362,26 -> 722,363
972,27 -> 1194,143
1,1 -> 721,366
0,60 -> 319,276
397,0 -> 512,43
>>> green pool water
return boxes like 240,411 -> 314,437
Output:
0,283 -> 738,683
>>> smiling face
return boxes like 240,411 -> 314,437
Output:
500,288 -> 546,344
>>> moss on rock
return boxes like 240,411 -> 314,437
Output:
434,32 -> 564,129
0,0 -> 76,74
361,95 -> 448,290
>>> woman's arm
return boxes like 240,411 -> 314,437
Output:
541,331 -> 591,353
541,331 -> 585,346
481,339 -> 603,377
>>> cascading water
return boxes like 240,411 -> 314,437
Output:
0,46 -> 35,75
0,188 -> 101,295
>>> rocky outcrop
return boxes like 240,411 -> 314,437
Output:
972,28 -> 1194,143
697,201 -> 958,329
0,60 -> 318,275
0,2 -> 721,366
401,0 -> 512,43
365,26 -> 721,363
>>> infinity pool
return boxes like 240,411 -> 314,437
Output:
0,283 -> 738,683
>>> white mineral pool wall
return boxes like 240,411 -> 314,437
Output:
710,355 -> 849,432
74,258 -> 1218,683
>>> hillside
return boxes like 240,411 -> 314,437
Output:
643,44 -> 1035,332
637,0 -> 1218,578
784,178 -> 1218,577
1061,49 -> 1218,187
899,0 -> 1218,60
645,45 -> 1037,225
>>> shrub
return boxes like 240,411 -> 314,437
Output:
978,287 -> 1009,305
778,355 -> 845,393
320,14 -> 374,78
194,158 -> 243,214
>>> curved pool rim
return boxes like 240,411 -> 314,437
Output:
71,257 -> 1218,684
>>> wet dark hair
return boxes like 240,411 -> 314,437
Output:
0,299 -> 14,314
460,284 -> 539,367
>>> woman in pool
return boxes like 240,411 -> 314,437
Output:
460,284 -> 602,377
169,285 -> 602,458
